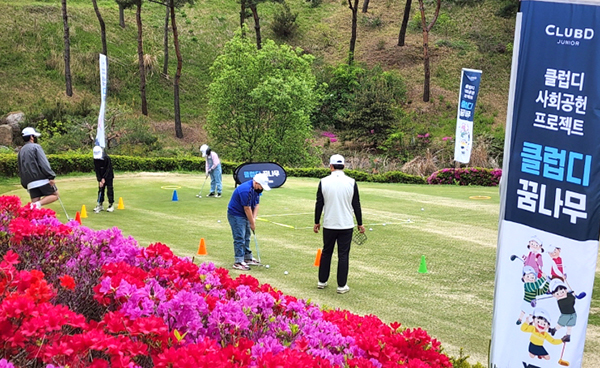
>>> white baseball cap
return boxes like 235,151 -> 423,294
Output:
522,266 -> 536,276
253,173 -> 271,191
200,144 -> 209,157
93,146 -> 103,159
533,308 -> 551,324
329,154 -> 345,165
550,279 -> 567,293
22,127 -> 41,137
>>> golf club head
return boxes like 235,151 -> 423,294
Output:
530,299 -> 537,308
510,255 -> 517,261
576,292 -> 586,299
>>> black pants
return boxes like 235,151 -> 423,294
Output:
319,228 -> 353,287
97,180 -> 114,205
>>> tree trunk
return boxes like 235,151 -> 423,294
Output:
250,5 -> 261,50
91,0 -> 107,55
62,0 -> 72,97
240,0 -> 246,36
119,3 -> 125,28
136,2 -> 148,115
418,0 -> 440,102
348,0 -> 359,65
170,1 -> 183,139
163,3 -> 169,75
398,0 -> 412,46
362,0 -> 370,13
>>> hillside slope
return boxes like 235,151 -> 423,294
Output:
0,0 -> 515,147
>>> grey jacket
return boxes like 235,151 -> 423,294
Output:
17,142 -> 56,189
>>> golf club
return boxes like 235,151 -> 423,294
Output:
57,196 -> 73,221
530,295 -> 553,308
252,230 -> 262,264
558,342 -> 569,366
95,191 -> 102,213
510,254 -> 524,263
196,175 -> 209,198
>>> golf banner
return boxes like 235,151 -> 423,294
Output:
95,53 -> 107,148
233,162 -> 287,189
453,68 -> 482,164
491,1 -> 600,367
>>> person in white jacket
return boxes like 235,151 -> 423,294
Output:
314,154 -> 365,294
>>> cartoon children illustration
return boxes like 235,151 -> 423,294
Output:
521,308 -> 562,360
517,266 -> 549,325
523,236 -> 544,279
548,279 -> 577,343
547,245 -> 565,281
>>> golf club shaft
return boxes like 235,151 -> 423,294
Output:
57,196 -> 71,220
252,230 -> 261,263
198,175 -> 209,196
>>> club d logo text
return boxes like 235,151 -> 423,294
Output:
546,24 -> 594,46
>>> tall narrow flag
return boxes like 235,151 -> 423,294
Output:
491,1 -> 600,367
454,68 -> 482,163
95,53 -> 107,148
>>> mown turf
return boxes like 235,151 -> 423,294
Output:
2,173 -> 599,366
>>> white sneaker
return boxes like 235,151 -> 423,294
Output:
317,281 -> 328,289
337,285 -> 350,294
106,204 -> 115,213
94,204 -> 104,213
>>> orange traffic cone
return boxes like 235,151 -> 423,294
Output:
75,211 -> 82,225
80,205 -> 88,218
314,249 -> 322,267
197,238 -> 207,255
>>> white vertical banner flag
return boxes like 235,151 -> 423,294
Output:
95,53 -> 107,148
454,68 -> 482,164
490,1 -> 600,368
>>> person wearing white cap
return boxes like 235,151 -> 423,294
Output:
200,144 -> 222,198
93,146 -> 115,213
516,265 -> 549,325
521,308 -> 562,360
17,127 -> 59,209
314,154 -> 365,294
227,172 -> 271,271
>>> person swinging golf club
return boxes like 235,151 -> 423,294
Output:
200,144 -> 222,198
314,154 -> 365,294
227,172 -> 270,271
93,146 -> 115,213
17,127 -> 59,209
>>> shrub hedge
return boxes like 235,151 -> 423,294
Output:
1,153 -> 502,186
427,167 -> 502,186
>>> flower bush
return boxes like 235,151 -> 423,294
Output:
0,195 -> 452,368
427,167 -> 502,186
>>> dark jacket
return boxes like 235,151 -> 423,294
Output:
17,142 -> 56,189
94,153 -> 114,182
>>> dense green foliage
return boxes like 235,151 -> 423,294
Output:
206,28 -> 320,167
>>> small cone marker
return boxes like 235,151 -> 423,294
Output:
172,190 -> 179,202
75,211 -> 82,225
197,238 -> 207,255
314,249 -> 322,267
80,205 -> 88,218
117,197 -> 125,210
418,255 -> 428,274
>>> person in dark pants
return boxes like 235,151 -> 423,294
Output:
314,154 -> 365,294
17,127 -> 59,209
93,146 -> 115,213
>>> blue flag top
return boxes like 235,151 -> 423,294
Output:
505,0 -> 600,241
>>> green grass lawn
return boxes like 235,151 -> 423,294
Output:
2,173 -> 599,366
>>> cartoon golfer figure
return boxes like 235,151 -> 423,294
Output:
517,266 -> 549,325
547,245 -> 565,281
521,308 -> 562,360
523,236 -> 544,279
548,278 -> 586,343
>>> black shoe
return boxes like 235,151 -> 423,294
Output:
516,319 -> 522,325
207,192 -> 215,197
548,327 -> 556,336
562,334 -> 571,342
216,193 -> 222,198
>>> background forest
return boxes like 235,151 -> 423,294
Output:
0,0 -> 518,174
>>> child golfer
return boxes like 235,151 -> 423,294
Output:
93,146 -> 115,213
521,308 -> 562,360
